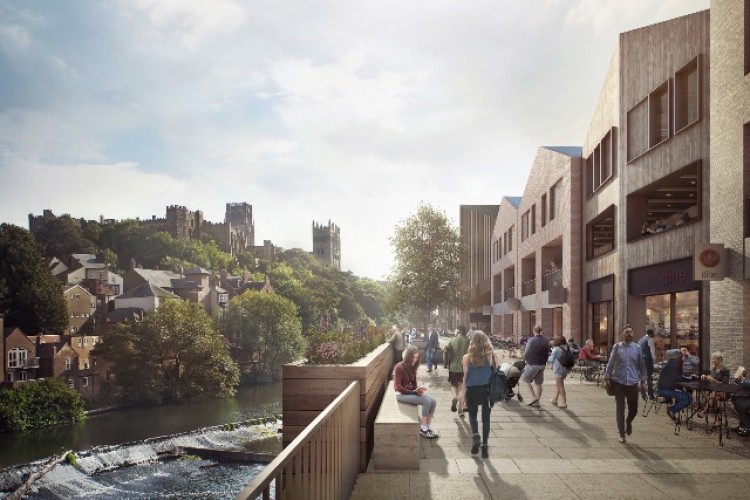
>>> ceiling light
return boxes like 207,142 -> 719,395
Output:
666,193 -> 672,197
667,204 -> 671,207
690,181 -> 696,184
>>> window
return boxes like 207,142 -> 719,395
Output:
83,337 -> 88,346
675,57 -> 699,132
541,194 -> 547,227
592,301 -> 612,355
549,185 -> 557,221
84,361 -> 89,370
503,232 -> 507,254
508,226 -> 513,251
587,205 -> 616,260
521,211 -> 530,241
82,377 -> 89,387
77,338 -> 83,347
626,161 -> 701,240
8,348 -> 27,368
65,358 -> 72,370
531,204 -> 536,235
589,129 -> 616,195
68,378 -> 74,388
649,82 -> 669,147
20,371 -> 27,381
627,97 -> 648,161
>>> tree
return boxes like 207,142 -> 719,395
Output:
95,299 -> 239,404
0,224 -> 68,333
225,290 -> 305,381
0,378 -> 85,432
31,214 -> 97,258
388,204 -> 464,325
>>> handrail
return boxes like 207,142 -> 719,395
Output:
236,380 -> 360,500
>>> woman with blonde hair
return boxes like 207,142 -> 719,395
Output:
697,352 -> 731,420
461,331 -> 497,458
393,345 -> 439,438
548,336 -> 571,408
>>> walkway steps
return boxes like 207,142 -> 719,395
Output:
350,352 -> 750,499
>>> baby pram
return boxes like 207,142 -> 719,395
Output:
500,360 -> 526,402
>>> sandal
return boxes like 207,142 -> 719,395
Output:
558,403 -> 567,409
550,399 -> 558,406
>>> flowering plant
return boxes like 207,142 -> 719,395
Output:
305,325 -> 386,364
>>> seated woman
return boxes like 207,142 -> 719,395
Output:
731,367 -> 750,437
698,352 -> 731,419
393,345 -> 439,438
657,349 -> 693,421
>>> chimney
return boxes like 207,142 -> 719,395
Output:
129,258 -> 136,272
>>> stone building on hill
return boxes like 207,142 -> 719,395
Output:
312,220 -> 341,270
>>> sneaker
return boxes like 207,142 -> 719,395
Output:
427,369 -> 432,373
419,428 -> 431,438
738,428 -> 750,438
481,444 -> 489,459
626,421 -> 632,436
618,435 -> 626,444
451,398 -> 457,412
427,429 -> 439,438
550,399 -> 558,406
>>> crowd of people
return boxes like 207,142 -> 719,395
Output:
387,321 -> 750,456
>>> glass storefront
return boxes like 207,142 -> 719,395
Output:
645,290 -> 699,363
592,301 -> 612,355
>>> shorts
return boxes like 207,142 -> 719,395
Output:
448,371 -> 464,386
521,364 -> 545,385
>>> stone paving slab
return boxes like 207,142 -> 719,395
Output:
354,353 -> 750,499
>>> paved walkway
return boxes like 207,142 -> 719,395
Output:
351,352 -> 750,500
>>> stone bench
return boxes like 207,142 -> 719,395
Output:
371,380 -> 420,470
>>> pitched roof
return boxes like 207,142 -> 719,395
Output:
543,146 -> 582,157
170,279 -> 203,290
503,196 -> 522,208
131,268 -> 181,289
117,283 -> 179,299
71,254 -> 107,269
106,307 -> 145,322
184,267 -> 211,275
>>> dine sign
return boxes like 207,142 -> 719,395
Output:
693,243 -> 727,281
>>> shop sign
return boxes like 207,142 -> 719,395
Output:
694,243 -> 727,281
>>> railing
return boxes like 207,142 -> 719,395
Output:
521,278 -> 536,296
236,381 -> 360,500
504,286 -> 515,302
541,270 -> 562,291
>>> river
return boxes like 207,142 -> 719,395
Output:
0,383 -> 282,469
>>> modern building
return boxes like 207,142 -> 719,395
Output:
709,0 -> 750,368
490,147 -> 583,341
459,205 -> 499,331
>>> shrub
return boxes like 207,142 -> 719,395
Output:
0,379 -> 86,432
305,325 -> 385,364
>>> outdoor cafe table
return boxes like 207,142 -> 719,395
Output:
676,380 -> 750,446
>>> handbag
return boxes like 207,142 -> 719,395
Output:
605,343 -> 619,396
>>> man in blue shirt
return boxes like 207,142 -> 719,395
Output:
521,325 -> 549,407
657,349 -> 692,421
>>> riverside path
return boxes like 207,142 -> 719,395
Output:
350,351 -> 750,499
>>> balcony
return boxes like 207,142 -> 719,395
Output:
8,357 -> 40,370
521,279 -> 536,297
504,286 -> 515,302
541,270 -> 562,291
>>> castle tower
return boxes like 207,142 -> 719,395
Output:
312,220 -> 341,270
225,202 -> 255,249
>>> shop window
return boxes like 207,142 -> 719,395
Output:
674,57 -> 699,133
646,294 -> 672,363
649,82 -> 670,148
586,205 -> 616,260
591,301 -> 612,355
646,290 -> 699,363
626,161 -> 701,240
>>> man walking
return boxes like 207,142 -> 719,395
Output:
637,329 -> 656,400
426,325 -> 440,372
521,325 -> 548,407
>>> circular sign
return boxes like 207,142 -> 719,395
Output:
699,249 -> 721,268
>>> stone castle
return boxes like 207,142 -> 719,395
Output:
312,220 -> 341,270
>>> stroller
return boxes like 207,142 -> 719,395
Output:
500,360 -> 526,402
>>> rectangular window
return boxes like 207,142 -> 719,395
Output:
675,57 -> 699,132
601,130 -> 612,182
83,337 -> 88,346
549,185 -> 557,221
592,301 -> 613,355
531,204 -> 536,235
627,97 -> 648,161
82,377 -> 89,387
587,205 -> 616,260
20,371 -> 27,381
521,212 -> 529,241
649,82 -> 670,147
541,194 -> 547,227
68,378 -> 74,388
508,226 -> 513,251
77,338 -> 83,347
65,358 -> 72,370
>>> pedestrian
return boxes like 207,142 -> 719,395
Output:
521,325 -> 548,407
425,325 -> 440,372
548,336 -> 571,408
637,328 -> 656,400
467,325 -> 477,340
656,349 -> 692,422
393,345 -> 439,438
603,325 -> 648,444
387,325 -> 406,368
446,325 -> 470,416
462,331 -> 497,458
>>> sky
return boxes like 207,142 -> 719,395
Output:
0,0 -> 710,280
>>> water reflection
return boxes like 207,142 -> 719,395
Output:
0,383 -> 281,469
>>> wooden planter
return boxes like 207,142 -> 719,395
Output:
282,342 -> 393,472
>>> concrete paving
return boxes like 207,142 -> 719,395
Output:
351,352 -> 750,499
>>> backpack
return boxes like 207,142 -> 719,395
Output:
559,346 -> 576,369
488,367 -> 508,407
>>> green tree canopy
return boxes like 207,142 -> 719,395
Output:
0,378 -> 85,432
224,290 -> 305,381
0,224 -> 68,333
388,204 -> 464,325
95,299 -> 239,404
31,214 -> 97,258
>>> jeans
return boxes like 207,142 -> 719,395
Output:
396,393 -> 437,417
733,397 -> 750,428
612,381 -> 639,436
426,348 -> 436,370
466,384 -> 491,444
657,388 -> 692,413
